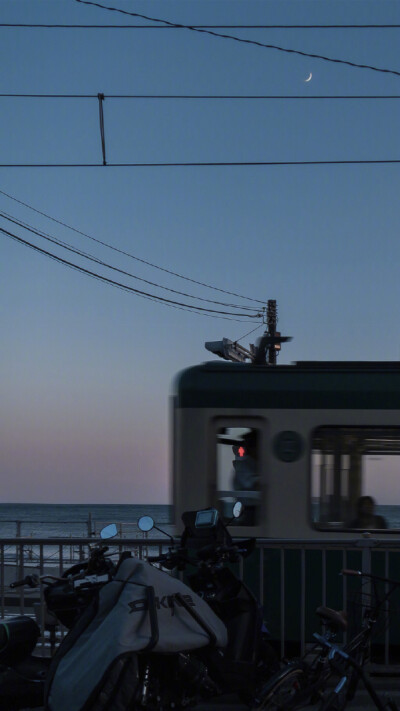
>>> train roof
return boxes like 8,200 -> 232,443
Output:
173,360 -> 400,410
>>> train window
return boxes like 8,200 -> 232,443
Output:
216,426 -> 261,525
311,426 -> 400,531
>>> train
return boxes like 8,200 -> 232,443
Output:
172,359 -> 400,539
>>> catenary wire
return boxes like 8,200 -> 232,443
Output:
0,226 -> 261,321
0,188 -> 265,305
73,0 -> 400,78
0,210 -> 261,312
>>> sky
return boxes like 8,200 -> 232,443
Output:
1,0 -> 399,504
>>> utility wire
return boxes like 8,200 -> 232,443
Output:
2,93 -> 400,99
2,23 -> 400,29
234,323 -> 264,345
1,226 -> 261,320
0,210 -> 261,312
73,0 -> 400,78
0,188 -> 265,305
1,159 -> 399,167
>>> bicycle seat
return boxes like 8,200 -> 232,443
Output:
316,606 -> 348,631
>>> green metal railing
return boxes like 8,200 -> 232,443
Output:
1,536 -> 400,666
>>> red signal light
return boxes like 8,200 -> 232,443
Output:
238,446 -> 246,458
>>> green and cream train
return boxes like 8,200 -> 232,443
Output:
172,360 -> 400,539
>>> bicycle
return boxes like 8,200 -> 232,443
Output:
316,639 -> 398,711
252,569 -> 400,710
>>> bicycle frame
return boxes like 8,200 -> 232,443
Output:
342,569 -> 400,665
316,639 -> 397,711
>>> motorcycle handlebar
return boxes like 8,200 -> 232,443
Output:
91,544 -> 109,555
196,542 -> 243,562
147,549 -> 194,570
11,545 -> 115,590
147,538 -> 253,569
10,574 -> 40,589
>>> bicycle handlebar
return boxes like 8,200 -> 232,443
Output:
341,568 -> 400,587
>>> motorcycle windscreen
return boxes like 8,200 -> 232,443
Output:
47,558 -> 227,711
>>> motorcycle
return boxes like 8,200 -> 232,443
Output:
0,524 -> 123,710
45,503 -> 278,711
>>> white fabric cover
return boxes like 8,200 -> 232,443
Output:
47,557 -> 227,711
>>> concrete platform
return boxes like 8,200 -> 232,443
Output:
26,674 -> 400,710
194,675 -> 400,710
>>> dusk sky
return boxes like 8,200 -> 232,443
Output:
1,0 -> 399,504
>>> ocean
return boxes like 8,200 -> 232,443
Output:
0,503 -> 173,539
0,503 -> 399,539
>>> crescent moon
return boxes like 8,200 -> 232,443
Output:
304,72 -> 312,82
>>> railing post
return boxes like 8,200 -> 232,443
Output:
280,547 -> 285,660
300,547 -> 306,656
356,532 -> 377,575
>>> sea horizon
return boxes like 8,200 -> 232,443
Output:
0,502 -> 173,538
1,502 -> 400,539
0,501 -> 172,507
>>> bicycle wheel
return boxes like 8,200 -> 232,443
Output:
318,688 -> 348,711
252,664 -> 308,710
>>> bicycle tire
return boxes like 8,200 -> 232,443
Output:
318,688 -> 349,711
252,663 -> 308,710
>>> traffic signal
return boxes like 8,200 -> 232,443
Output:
233,444 -> 247,459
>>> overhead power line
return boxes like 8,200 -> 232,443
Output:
74,0 -> 400,78
0,188 -> 265,305
0,226 -> 262,321
1,94 -> 398,168
2,93 -> 400,100
0,210 -> 260,312
2,23 -> 400,29
1,160 -> 399,167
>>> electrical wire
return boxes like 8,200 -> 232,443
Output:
2,93 -> 400,99
0,188 -> 265,305
0,210 -> 261,312
73,0 -> 400,78
2,23 -> 400,29
234,323 -> 265,345
0,226 -> 262,321
1,160 -> 399,167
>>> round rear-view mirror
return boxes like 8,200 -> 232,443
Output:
138,515 -> 154,533
232,501 -> 243,519
100,523 -> 118,540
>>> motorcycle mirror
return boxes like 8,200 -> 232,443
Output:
138,515 -> 154,533
232,501 -> 243,519
100,523 -> 118,539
